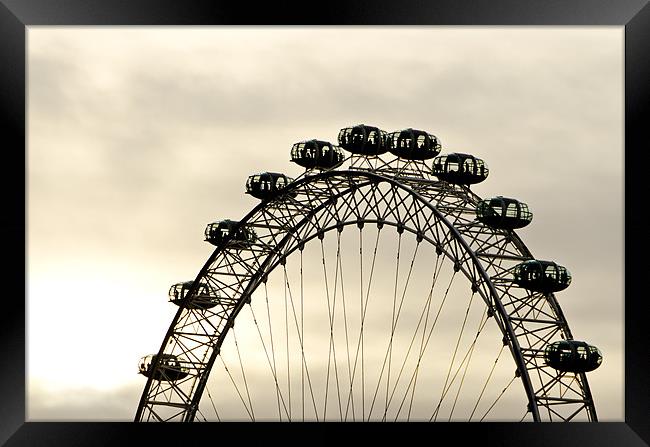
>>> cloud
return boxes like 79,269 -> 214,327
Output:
28,380 -> 142,421
27,27 -> 623,421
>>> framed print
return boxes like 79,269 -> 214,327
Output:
2,0 -> 648,445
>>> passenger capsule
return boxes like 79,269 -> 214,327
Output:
386,128 -> 441,160
544,340 -> 603,373
138,354 -> 189,381
168,280 -> 219,310
291,140 -> 345,170
338,124 -> 388,156
246,172 -> 295,200
432,153 -> 489,185
204,219 -> 257,248
512,260 -> 571,293
476,196 -> 533,230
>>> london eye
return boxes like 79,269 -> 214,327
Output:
135,124 -> 602,422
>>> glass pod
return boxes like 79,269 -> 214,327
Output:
138,354 -> 190,381
168,280 -> 219,310
385,128 -> 441,160
245,172 -> 295,200
338,124 -> 388,156
476,196 -> 533,230
544,340 -> 603,373
512,260 -> 572,293
291,139 -> 345,170
204,219 -> 257,248
432,153 -> 489,185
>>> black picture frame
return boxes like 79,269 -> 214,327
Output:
1,1 -> 647,445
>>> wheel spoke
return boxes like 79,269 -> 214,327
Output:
383,237 -> 421,421
205,386 -> 221,422
404,253 -> 446,420
430,291 -> 476,421
479,375 -> 518,421
448,312 -> 489,420
283,263 -> 320,420
319,236 -> 343,420
300,248 -> 305,420
232,329 -> 255,420
263,283 -> 282,420
218,356 -> 254,420
367,231 -> 402,420
358,227 -> 364,422
247,304 -> 291,420
469,344 -> 505,421
283,266 -> 291,420
338,230 -> 354,420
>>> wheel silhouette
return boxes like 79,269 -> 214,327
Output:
135,125 -> 601,422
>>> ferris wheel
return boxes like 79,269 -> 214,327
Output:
134,125 -> 602,422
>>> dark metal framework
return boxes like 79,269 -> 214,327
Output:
135,152 -> 597,423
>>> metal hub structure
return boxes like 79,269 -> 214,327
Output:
135,143 -> 597,422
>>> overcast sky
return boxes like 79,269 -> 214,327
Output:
27,27 -> 623,421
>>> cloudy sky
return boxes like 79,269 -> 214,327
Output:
27,27 -> 623,421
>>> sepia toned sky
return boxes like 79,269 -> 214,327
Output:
27,27 -> 623,421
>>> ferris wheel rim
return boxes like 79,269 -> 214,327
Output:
194,170 -> 540,421
135,167 -> 595,422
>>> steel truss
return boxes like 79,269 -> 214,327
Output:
135,155 -> 596,422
